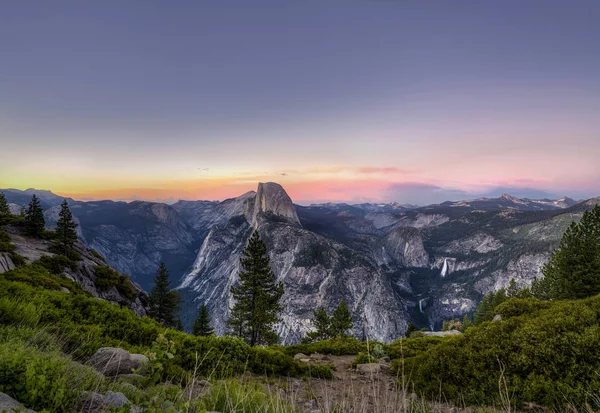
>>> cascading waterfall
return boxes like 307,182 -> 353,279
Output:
440,258 -> 448,277
419,298 -> 427,313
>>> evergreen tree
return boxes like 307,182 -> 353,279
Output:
24,195 -> 45,237
540,206 -> 600,300
0,193 -> 10,215
474,289 -> 508,324
56,199 -> 78,254
330,299 -> 353,338
192,303 -> 214,336
305,306 -> 332,342
227,230 -> 284,346
506,279 -> 520,298
405,322 -> 418,337
148,262 -> 182,328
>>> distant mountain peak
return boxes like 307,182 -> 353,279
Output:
251,182 -> 300,227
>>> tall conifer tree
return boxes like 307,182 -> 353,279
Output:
192,303 -> 214,336
227,230 -> 284,346
0,193 -> 10,215
56,199 -> 78,254
24,194 -> 45,237
148,262 -> 182,328
330,299 -> 353,338
540,205 -> 600,299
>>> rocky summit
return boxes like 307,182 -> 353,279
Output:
3,185 -> 595,344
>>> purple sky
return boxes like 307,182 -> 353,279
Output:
1,1 -> 599,204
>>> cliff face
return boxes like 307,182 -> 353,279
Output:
178,183 -> 407,344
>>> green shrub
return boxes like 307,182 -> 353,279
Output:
371,343 -> 386,359
88,248 -> 106,262
278,337 -> 370,357
48,244 -> 82,261
400,295 -> 600,409
0,338 -> 103,412
94,265 -> 137,299
350,352 -> 376,367
1,264 -> 83,293
36,254 -> 77,274
0,296 -> 42,327
9,252 -> 26,267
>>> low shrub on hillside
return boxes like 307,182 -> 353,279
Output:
94,265 -> 137,299
350,352 -> 377,368
36,254 -> 78,274
0,266 -> 333,383
88,248 -> 106,262
278,337 -> 370,356
398,295 -> 600,409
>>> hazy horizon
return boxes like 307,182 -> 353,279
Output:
2,1 -> 600,204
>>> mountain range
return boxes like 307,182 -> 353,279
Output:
3,185 -> 598,344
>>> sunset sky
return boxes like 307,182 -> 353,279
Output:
1,1 -> 600,205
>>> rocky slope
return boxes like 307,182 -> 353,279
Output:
3,187 -> 596,341
178,182 -> 408,344
0,225 -> 148,316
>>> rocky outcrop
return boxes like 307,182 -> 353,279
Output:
373,227 -> 429,268
440,232 -> 502,254
250,182 -> 301,227
0,253 -> 16,273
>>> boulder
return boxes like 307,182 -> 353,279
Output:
79,391 -> 107,412
88,347 -> 148,377
309,353 -> 328,361
0,392 -> 35,413
293,353 -> 308,360
493,314 -> 502,322
356,363 -> 381,375
104,391 -> 130,408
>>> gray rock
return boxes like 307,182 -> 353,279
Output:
0,392 -> 35,413
88,347 -> 148,377
493,314 -> 502,322
356,363 -> 381,375
79,391 -> 106,412
0,253 -> 16,274
294,353 -> 309,360
104,391 -> 130,408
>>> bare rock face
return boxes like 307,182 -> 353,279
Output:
0,253 -> 16,273
0,392 -> 35,413
374,227 -> 429,268
251,182 -> 301,227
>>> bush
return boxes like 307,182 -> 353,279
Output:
36,254 -> 77,274
94,265 -> 137,300
350,352 -> 376,367
0,338 -> 103,412
399,295 -> 600,409
88,248 -> 106,262
278,337 -> 370,357
199,379 -> 294,413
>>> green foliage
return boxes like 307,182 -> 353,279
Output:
539,205 -> 600,299
397,294 -> 600,409
371,343 -> 386,359
304,306 -> 332,342
0,268 -> 326,381
198,380 -> 294,413
0,228 -> 15,253
280,337 -> 370,356
24,194 -> 45,237
350,352 -> 376,367
144,333 -> 176,386
0,192 -> 10,215
88,248 -> 106,262
148,262 -> 182,328
36,254 -> 78,274
442,319 -> 462,331
405,322 -> 418,337
0,336 -> 102,412
330,299 -> 353,338
192,303 -> 214,336
387,336 -> 445,361
55,199 -> 78,255
94,265 -> 137,299
228,230 -> 284,346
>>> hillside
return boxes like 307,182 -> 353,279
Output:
3,186 -> 599,343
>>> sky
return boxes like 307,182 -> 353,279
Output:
1,1 -> 599,205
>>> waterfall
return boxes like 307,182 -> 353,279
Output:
440,258 -> 448,277
419,298 -> 427,313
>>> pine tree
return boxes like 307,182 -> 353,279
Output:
330,299 -> 353,338
24,195 -> 45,237
227,230 -> 284,346
540,206 -> 600,300
192,303 -> 214,336
506,279 -> 519,298
305,306 -> 332,342
0,193 -> 10,215
148,262 -> 182,328
56,199 -> 78,254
